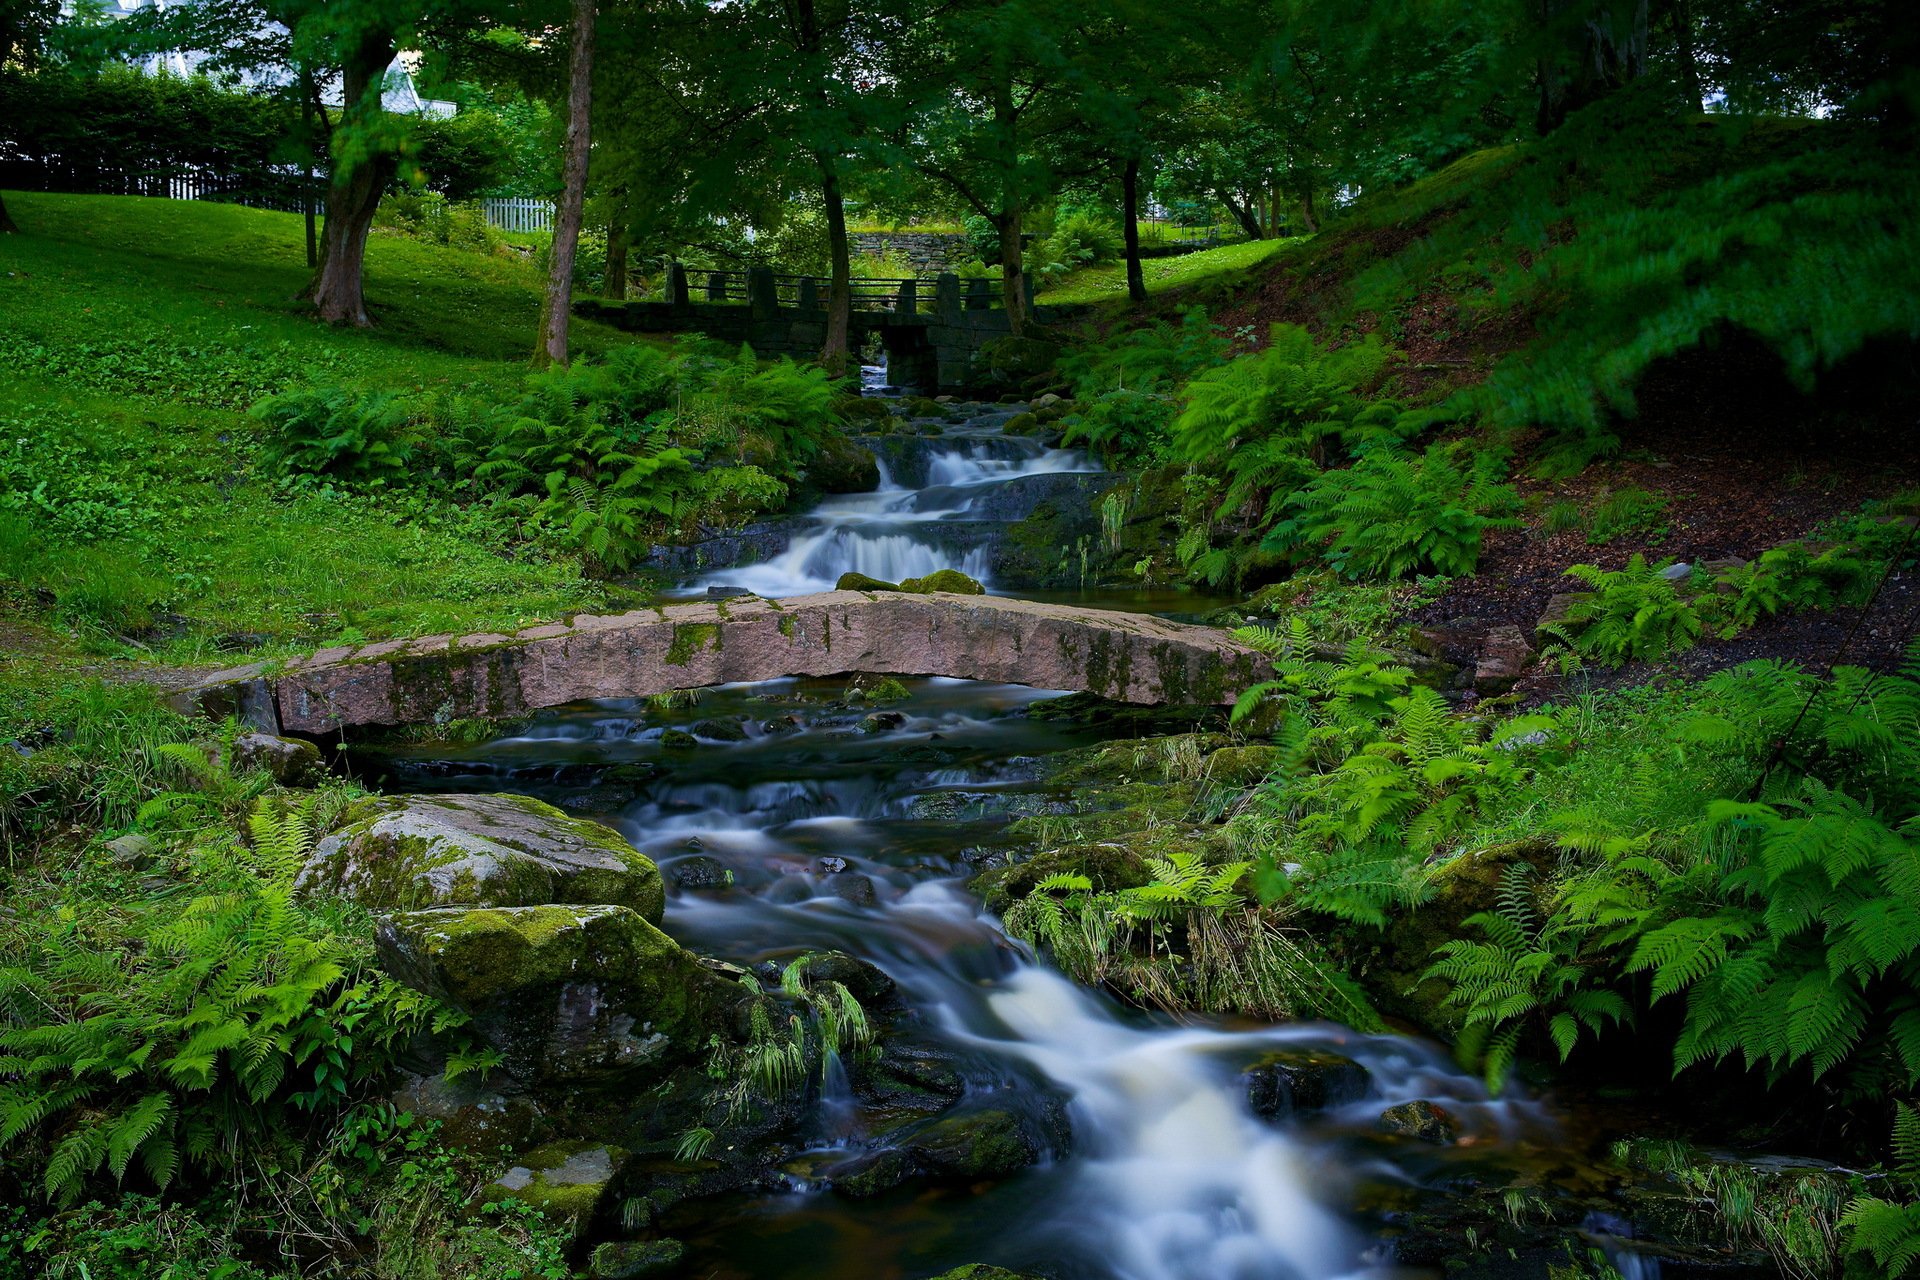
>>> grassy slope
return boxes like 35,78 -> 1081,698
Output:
0,193 -> 641,685
1037,238 -> 1293,307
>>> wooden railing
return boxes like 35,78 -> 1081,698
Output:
671,265 -> 1014,315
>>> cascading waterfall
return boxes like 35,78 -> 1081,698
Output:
693,400 -> 1102,598
354,397 -> 1585,1278
372,667 -> 1557,1280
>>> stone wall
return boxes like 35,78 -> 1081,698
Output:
851,231 -> 977,276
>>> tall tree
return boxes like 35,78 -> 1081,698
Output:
895,0 -> 1084,335
535,0 -> 595,365
0,0 -> 61,233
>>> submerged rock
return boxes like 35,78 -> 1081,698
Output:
1242,1049 -> 1370,1119
672,855 -> 731,891
1377,1099 -> 1460,1145
301,792 -> 665,922
480,1141 -> 628,1241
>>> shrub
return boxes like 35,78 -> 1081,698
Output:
1543,555 -> 1705,665
1264,444 -> 1521,579
252,387 -> 416,485
1061,388 -> 1177,469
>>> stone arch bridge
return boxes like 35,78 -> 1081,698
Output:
178,592 -> 1274,736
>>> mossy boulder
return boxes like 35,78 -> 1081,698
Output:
1002,411 -> 1042,435
1203,745 -> 1287,788
231,731 -> 324,786
836,571 -> 900,592
905,1106 -> 1042,1181
897,568 -> 985,595
1377,1100 -> 1460,1145
588,1239 -> 685,1279
376,905 -> 746,1086
389,1070 -> 555,1153
807,434 -> 881,494
831,394 -> 893,426
480,1141 -> 628,1242
302,793 -> 664,924
928,1268 -> 1043,1280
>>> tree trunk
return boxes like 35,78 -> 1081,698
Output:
537,0 -> 597,367
1221,191 -> 1263,241
820,162 -> 852,376
0,191 -> 17,234
997,211 -> 1026,335
1664,0 -> 1703,113
1536,0 -> 1650,133
1121,156 -> 1146,304
1299,185 -> 1318,233
604,195 -> 629,299
306,33 -> 398,326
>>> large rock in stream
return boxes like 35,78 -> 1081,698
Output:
376,903 -> 750,1087
301,792 -> 665,920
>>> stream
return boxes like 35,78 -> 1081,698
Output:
370,388 -> 1609,1279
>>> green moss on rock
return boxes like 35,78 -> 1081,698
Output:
836,571 -> 900,592
898,568 -> 985,595
665,623 -> 720,666
480,1141 -> 629,1241
301,792 -> 664,923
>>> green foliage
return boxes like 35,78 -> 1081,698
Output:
1062,388 -> 1176,470
254,387 -> 417,484
1424,863 -> 1631,1091
1061,308 -> 1228,399
373,192 -> 507,256
1027,207 -> 1123,280
1264,444 -> 1521,579
0,795 -> 446,1206
1544,555 -> 1705,665
1003,852 -> 1376,1027
1584,485 -> 1669,545
1841,1105 -> 1920,1277
1225,620 -> 1560,925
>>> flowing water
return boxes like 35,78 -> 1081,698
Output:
371,394 -> 1595,1278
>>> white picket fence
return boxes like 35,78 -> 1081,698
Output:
482,197 -> 554,234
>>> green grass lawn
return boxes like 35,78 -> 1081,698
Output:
1037,238 -> 1297,307
0,193 -> 638,669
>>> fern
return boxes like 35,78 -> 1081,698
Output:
1264,443 -> 1522,580
1542,554 -> 1706,665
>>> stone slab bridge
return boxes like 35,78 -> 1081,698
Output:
574,265 -> 1043,394
175,591 -> 1275,737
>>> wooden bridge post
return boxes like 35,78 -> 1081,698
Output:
895,278 -> 918,317
748,266 -> 779,320
668,262 -> 690,308
965,277 -> 991,310
798,276 -> 820,311
706,270 -> 730,302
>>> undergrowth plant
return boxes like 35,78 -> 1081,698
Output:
1542,555 -> 1705,665
253,387 -> 416,485
1264,443 -> 1522,579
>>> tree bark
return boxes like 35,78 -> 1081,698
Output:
537,0 -> 597,367
1221,190 -> 1263,241
1536,0 -> 1650,133
997,210 -> 1026,335
819,162 -> 853,376
0,191 -> 17,234
604,194 -> 629,299
1121,156 -> 1145,304
306,32 -> 398,326
1298,185 -> 1318,233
